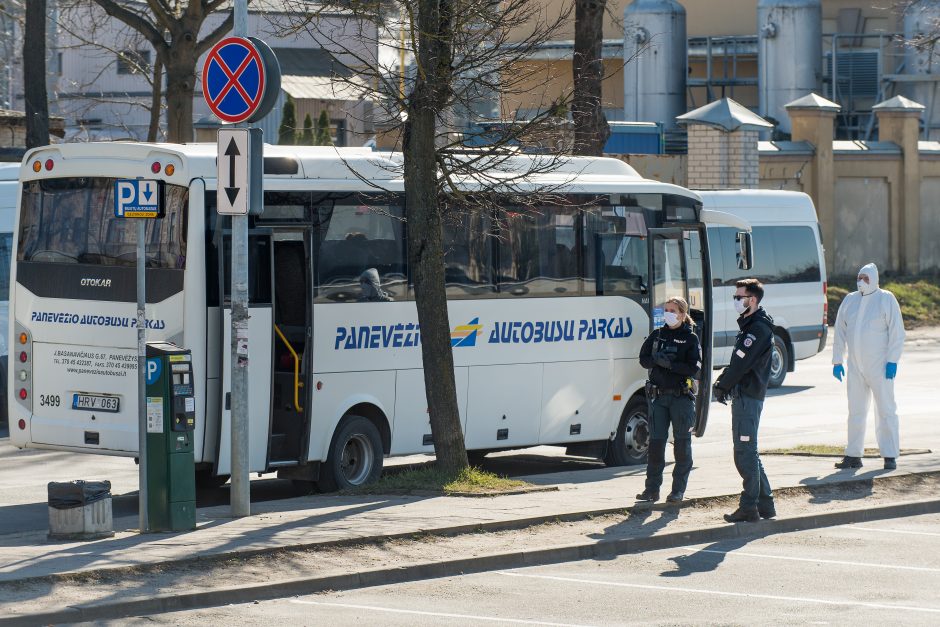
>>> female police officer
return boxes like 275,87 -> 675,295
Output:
635,296 -> 702,503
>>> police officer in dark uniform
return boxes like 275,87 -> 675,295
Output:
713,278 -> 776,522
636,296 -> 702,503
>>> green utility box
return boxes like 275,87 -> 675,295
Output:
145,342 -> 196,532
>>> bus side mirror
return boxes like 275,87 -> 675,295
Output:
736,231 -> 753,270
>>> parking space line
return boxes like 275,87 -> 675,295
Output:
680,548 -> 940,573
853,526 -> 940,538
288,599 -> 597,627
496,572 -> 940,615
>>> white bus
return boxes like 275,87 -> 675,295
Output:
700,190 -> 827,388
9,143 -> 748,490
0,163 -> 17,426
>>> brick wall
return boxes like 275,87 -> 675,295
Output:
687,125 -> 759,189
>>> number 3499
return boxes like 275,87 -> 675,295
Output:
39,394 -> 61,407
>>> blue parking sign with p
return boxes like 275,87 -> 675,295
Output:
146,358 -> 162,385
114,179 -> 164,218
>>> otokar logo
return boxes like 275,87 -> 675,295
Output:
81,278 -> 112,287
451,318 -> 483,347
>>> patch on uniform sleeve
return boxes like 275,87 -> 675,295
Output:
740,435 -> 750,442
743,337 -> 753,347
736,349 -> 746,358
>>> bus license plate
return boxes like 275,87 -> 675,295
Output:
72,394 -> 120,413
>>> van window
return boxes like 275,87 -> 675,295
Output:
718,225 -> 820,285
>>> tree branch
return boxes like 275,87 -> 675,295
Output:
196,11 -> 234,56
90,0 -> 169,58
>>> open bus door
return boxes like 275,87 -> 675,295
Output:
217,228 -> 275,475
648,227 -> 713,437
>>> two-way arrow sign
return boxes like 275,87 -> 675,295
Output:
217,127 -> 262,216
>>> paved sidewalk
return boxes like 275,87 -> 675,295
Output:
2,449 -> 938,585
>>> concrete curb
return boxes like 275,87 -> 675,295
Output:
3,492 -> 939,626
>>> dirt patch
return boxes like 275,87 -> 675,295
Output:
3,472 -> 938,621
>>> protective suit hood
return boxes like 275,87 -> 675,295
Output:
858,263 -> 879,295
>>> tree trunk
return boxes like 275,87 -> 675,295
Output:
23,0 -> 49,149
403,0 -> 467,476
147,55 -> 164,142
572,0 -> 609,156
164,25 -> 198,143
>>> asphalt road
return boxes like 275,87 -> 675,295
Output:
1,328 -> 937,537
84,513 -> 940,626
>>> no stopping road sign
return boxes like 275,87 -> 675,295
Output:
202,36 -> 281,124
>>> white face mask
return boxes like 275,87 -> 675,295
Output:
733,297 -> 749,315
857,280 -> 874,295
663,311 -> 680,327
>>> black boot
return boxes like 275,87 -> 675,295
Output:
758,501 -> 776,519
636,489 -> 659,502
834,456 -> 863,469
884,457 -> 897,470
666,491 -> 684,503
723,506 -> 760,523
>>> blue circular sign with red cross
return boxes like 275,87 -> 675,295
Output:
202,37 -> 268,123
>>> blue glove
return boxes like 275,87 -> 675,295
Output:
832,364 -> 844,382
886,362 -> 897,379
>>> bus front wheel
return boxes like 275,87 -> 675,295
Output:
605,397 -> 650,467
317,415 -> 384,492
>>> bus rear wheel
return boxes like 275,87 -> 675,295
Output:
317,415 -> 384,492
605,397 -> 650,467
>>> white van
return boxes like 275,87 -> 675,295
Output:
700,190 -> 828,388
0,162 -> 16,424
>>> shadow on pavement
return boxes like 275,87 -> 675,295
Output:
659,536 -> 753,577
1,496 -> 398,606
765,385 -> 813,397
798,468 -> 890,504
588,502 -> 681,549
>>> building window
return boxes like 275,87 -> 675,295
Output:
117,49 -> 150,75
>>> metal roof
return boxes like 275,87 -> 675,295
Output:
784,93 -> 841,111
758,140 -> 815,155
280,75 -> 370,102
872,95 -> 926,112
676,97 -> 773,132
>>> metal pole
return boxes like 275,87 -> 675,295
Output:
137,218 -> 148,532
230,0 -> 250,518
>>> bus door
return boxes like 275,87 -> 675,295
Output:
269,228 -> 312,465
217,228 -> 274,475
648,228 -> 713,436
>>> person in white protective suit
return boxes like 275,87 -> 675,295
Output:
831,263 -> 905,470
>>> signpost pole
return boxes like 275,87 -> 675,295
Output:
230,0 -> 251,518
137,218 -> 148,532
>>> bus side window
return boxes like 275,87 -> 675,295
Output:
442,210 -> 495,298
584,208 -> 648,298
314,202 -> 406,303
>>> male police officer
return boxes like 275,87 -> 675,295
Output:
713,278 -> 776,522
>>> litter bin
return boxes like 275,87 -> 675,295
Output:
48,480 -> 114,541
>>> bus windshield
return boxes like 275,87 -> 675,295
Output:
18,177 -> 188,268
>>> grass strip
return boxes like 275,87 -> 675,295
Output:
828,277 -> 940,328
762,444 -> 928,457
343,465 -> 529,496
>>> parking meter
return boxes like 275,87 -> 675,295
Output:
145,342 -> 196,532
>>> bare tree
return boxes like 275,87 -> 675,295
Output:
86,0 -> 233,142
24,0 -> 49,148
277,0 -> 577,475
572,0 -> 608,156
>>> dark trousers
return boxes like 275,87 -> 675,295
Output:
731,393 -> 774,509
644,393 -> 694,494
